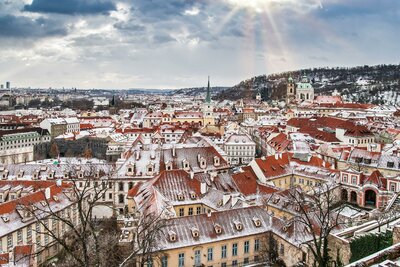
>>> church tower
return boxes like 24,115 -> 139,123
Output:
286,75 -> 295,103
203,76 -> 215,125
256,88 -> 262,101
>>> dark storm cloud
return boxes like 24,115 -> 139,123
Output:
23,0 -> 116,15
0,14 -> 67,38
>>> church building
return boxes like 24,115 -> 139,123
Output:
286,75 -> 315,103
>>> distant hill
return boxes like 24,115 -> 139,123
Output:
168,86 -> 228,97
215,64 -> 400,105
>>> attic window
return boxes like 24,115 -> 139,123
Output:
79,173 -> 83,178
1,216 -> 9,223
214,224 -> 222,235
53,195 -> 59,202
191,227 -> 199,238
233,220 -> 243,231
272,196 -> 280,204
177,193 -> 184,201
63,173 -> 67,178
214,156 -> 220,166
295,205 -> 300,212
168,231 -> 177,242
387,162 -> 395,168
252,217 -> 261,227
41,201 -> 47,207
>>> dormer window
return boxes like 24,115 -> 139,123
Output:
200,157 -> 207,169
168,230 -> 177,242
252,217 -> 261,227
213,156 -> 220,167
177,193 -> 184,201
1,216 -> 9,223
272,196 -> 280,204
147,163 -> 155,175
190,192 -> 196,200
53,195 -> 59,202
79,172 -> 83,178
387,162 -> 395,168
191,227 -> 199,238
41,201 -> 47,207
233,220 -> 243,231
165,161 -> 173,171
63,172 -> 68,179
214,224 -> 222,235
182,159 -> 190,170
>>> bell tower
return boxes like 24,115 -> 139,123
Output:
203,76 -> 215,125
286,75 -> 295,103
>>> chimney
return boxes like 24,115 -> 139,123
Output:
172,145 -> 176,157
190,171 -> 194,179
279,153 -> 282,159
206,209 -> 212,217
261,156 -> 266,160
210,172 -> 217,182
274,154 -> 278,160
56,179 -> 62,187
45,187 -> 51,200
200,182 -> 207,194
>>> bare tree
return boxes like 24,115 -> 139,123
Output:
258,232 -> 287,267
18,163 -> 167,267
289,183 -> 345,267
20,165 -> 115,267
49,142 -> 60,159
119,212 -> 167,267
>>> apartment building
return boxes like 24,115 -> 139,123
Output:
0,128 -> 51,164
0,181 -> 76,267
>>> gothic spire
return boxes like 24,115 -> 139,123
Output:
205,76 -> 211,104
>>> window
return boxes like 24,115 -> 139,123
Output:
161,256 -> 168,267
232,243 -> 238,256
232,260 -> 238,266
244,241 -> 250,254
221,245 -> 227,258
390,182 -> 396,192
146,259 -> 153,267
351,176 -> 357,185
254,239 -> 260,252
196,206 -> 201,215
118,194 -> 124,204
244,258 -> 249,265
188,207 -> 193,216
7,234 -> 12,249
207,248 -> 213,261
221,263 -> 227,267
17,230 -> 22,243
178,253 -> 184,267
195,250 -> 201,265
179,208 -> 184,217
342,174 -> 348,183
119,182 -> 124,191
280,244 -> 285,255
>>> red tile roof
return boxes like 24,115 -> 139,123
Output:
232,166 -> 278,196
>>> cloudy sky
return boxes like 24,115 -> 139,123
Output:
0,0 -> 399,89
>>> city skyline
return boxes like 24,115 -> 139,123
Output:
0,0 -> 399,89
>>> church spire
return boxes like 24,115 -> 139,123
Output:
205,76 -> 211,104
